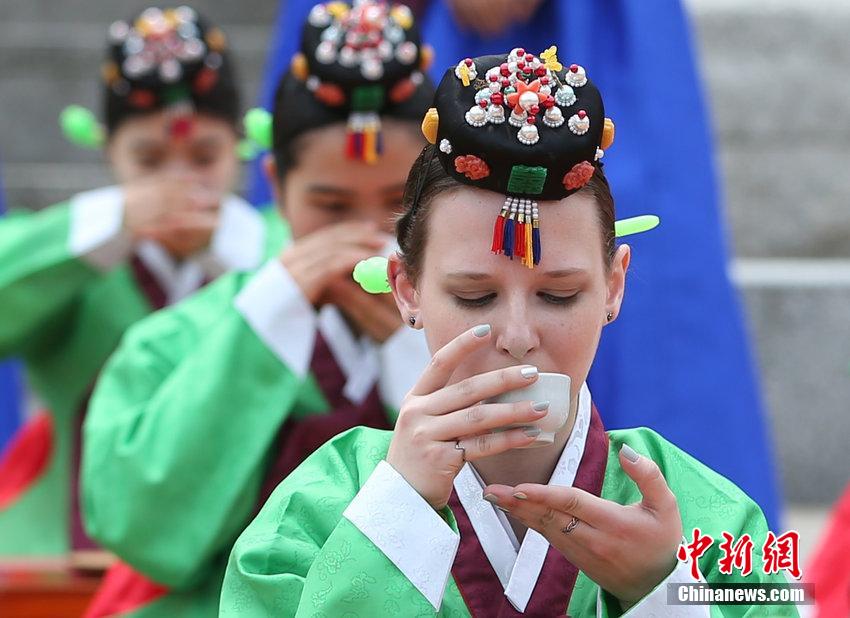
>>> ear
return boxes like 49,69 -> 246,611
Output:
604,244 -> 631,323
388,253 -> 421,327
262,153 -> 285,214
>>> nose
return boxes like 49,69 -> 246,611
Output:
494,295 -> 540,361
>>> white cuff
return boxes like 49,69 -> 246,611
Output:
343,460 -> 459,612
68,186 -> 132,270
233,259 -> 317,378
598,558 -> 710,617
205,194 -> 266,275
378,326 -> 431,412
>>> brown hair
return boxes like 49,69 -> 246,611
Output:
396,144 -> 617,282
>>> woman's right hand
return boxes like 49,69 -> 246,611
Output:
386,324 -> 549,510
280,221 -> 386,305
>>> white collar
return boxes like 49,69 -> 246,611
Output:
317,306 -> 431,411
136,194 -> 265,305
452,382 -> 593,612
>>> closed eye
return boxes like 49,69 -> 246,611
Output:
538,292 -> 579,306
453,293 -> 496,308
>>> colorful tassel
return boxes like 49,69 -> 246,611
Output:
514,206 -> 525,261
532,202 -> 541,265
346,112 -> 382,163
491,201 -> 509,253
523,202 -> 534,268
504,212 -> 515,258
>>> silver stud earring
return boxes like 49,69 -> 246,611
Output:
606,312 -> 614,322
409,315 -> 417,326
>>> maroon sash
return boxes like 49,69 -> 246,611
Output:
257,331 -> 391,505
448,405 -> 609,617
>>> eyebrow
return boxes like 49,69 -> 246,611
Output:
446,268 -> 587,280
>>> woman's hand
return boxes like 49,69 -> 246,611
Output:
386,324 -> 550,510
483,445 -> 683,610
321,278 -> 403,343
280,221 -> 386,305
123,172 -> 221,257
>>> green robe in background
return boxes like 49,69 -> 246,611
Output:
81,252 -> 429,617
0,196 -> 284,557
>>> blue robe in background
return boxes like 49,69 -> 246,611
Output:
249,0 -> 781,528
0,159 -> 24,452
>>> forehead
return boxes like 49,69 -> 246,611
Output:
291,119 -> 422,186
424,186 -> 605,273
114,112 -> 234,145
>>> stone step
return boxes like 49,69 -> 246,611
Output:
0,0 -> 277,26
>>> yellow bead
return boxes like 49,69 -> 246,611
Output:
421,107 -> 439,144
601,117 -> 615,150
290,53 -> 309,81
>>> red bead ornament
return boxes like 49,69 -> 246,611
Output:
314,83 -> 346,106
578,109 -> 587,119
454,154 -> 490,180
517,61 -> 525,70
530,105 -> 540,115
535,66 -> 546,77
540,76 -> 549,85
464,58 -> 473,66
516,48 -> 525,56
525,53 -> 533,62
479,99 -> 488,108
562,161 -> 595,190
489,74 -> 498,82
491,92 -> 504,105
500,78 -> 510,88
526,115 -> 536,124
543,95 -> 555,108
570,63 -> 579,73
500,63 -> 510,76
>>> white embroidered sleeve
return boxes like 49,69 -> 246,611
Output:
68,186 -> 132,270
233,259 -> 317,377
343,460 -> 460,612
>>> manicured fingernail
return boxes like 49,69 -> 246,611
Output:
473,324 -> 491,337
512,492 -> 528,500
532,400 -> 550,412
521,366 -> 538,379
524,427 -> 541,437
483,493 -> 499,504
620,444 -> 639,463
496,505 -> 510,513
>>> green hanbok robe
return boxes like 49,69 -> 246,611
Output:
221,384 -> 800,617
81,255 -> 432,617
0,186 -> 282,557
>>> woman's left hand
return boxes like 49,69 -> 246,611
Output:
483,445 -> 683,610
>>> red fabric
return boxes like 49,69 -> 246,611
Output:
83,561 -> 169,618
0,412 -> 54,510
448,405 -> 609,617
806,482 -> 850,618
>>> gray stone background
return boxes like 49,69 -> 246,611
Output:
0,0 -> 846,560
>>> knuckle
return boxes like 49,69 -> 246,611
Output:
428,353 -> 446,374
466,405 -> 484,424
563,493 -> 581,514
475,433 -> 491,454
456,379 -> 473,399
539,507 -> 556,528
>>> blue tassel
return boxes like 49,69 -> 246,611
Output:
503,218 -> 515,258
532,227 -> 541,265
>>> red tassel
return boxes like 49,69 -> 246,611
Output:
514,220 -> 525,259
492,214 -> 506,253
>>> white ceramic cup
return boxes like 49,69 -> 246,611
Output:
485,372 -> 572,447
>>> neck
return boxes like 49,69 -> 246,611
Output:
472,389 -> 581,489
